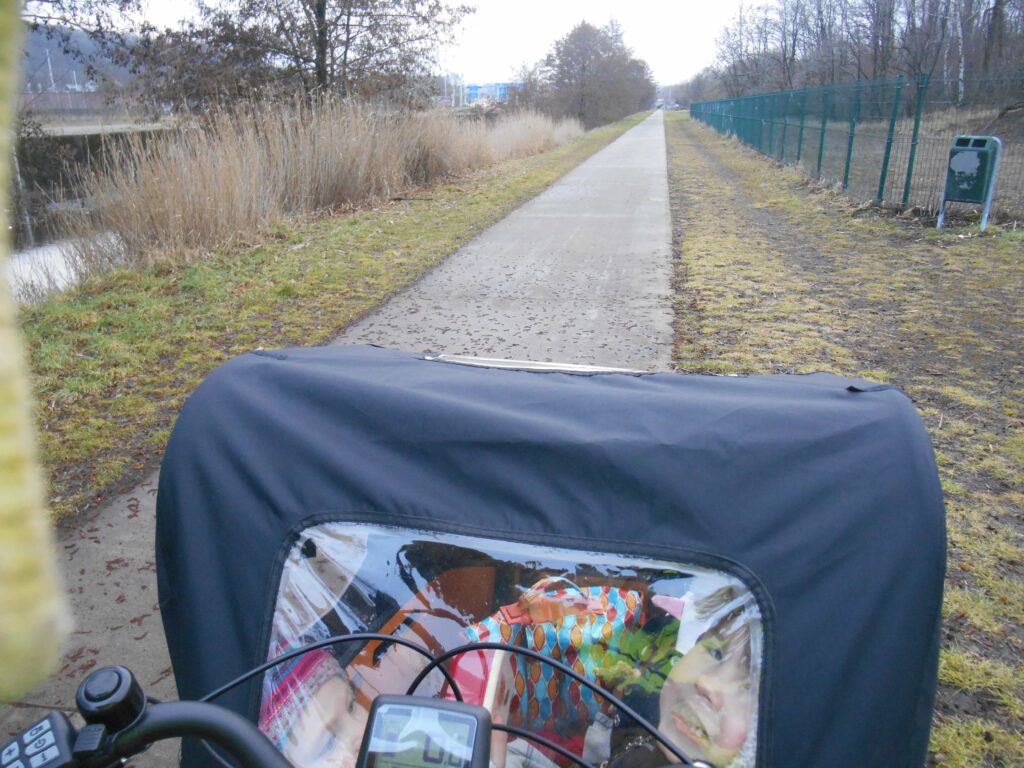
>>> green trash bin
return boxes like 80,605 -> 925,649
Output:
937,135 -> 1002,231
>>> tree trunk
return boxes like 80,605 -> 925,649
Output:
314,0 -> 328,91
339,0 -> 353,97
983,0 -> 1006,74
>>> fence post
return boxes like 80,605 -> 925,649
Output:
766,95 -> 775,156
750,97 -> 757,146
877,76 -> 905,203
755,97 -> 764,153
780,92 -> 792,161
749,97 -> 757,147
745,98 -> 753,148
753,96 -> 761,153
817,87 -> 831,178
772,93 -> 780,157
902,73 -> 930,207
843,80 -> 862,190
796,89 -> 808,163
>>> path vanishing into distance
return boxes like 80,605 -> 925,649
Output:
336,111 -> 672,365
0,111 -> 673,764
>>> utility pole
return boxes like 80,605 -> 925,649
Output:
46,49 -> 56,91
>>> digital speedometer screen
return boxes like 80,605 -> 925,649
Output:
365,703 -> 477,768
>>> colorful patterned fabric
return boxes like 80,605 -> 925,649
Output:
467,578 -> 644,732
259,618 -> 340,752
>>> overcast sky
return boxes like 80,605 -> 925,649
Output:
144,0 -> 746,86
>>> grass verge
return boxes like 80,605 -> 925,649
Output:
23,112 -> 648,520
664,111 -> 1023,767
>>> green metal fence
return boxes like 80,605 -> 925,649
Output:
691,73 -> 1024,221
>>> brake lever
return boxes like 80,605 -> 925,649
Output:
2,666 -> 291,768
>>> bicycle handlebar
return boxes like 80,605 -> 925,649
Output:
102,701 -> 291,768
5,634 -> 712,768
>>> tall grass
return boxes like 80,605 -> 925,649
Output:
487,111 -> 583,159
63,101 -> 584,276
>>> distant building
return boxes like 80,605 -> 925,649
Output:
465,82 -> 513,105
435,73 -> 466,107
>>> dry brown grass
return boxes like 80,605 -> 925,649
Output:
666,112 -> 1024,768
488,111 -> 583,159
25,112 -> 646,521
62,101 -> 582,276
708,103 -> 1024,220
553,118 -> 586,145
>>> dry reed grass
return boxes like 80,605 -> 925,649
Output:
487,111 -> 583,159
553,119 -> 586,146
63,101 -> 583,276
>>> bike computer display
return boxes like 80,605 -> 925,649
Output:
357,697 -> 491,768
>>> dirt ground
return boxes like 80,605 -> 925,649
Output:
664,112 -> 1023,766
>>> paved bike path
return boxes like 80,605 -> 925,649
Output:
336,111 -> 672,367
0,111 -> 672,763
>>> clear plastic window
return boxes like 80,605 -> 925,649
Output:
259,523 -> 764,768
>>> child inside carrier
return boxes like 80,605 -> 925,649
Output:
156,346 -> 945,768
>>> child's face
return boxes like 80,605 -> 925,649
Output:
657,623 -> 753,767
287,675 -> 369,768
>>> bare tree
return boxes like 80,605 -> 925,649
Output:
123,15 -> 293,107
508,63 -> 552,111
20,0 -> 146,80
899,0 -> 951,79
716,4 -> 780,95
667,67 -> 727,106
871,0 -> 897,77
983,0 -> 1008,71
540,21 -> 656,128
775,0 -> 808,89
20,0 -> 142,37
185,0 -> 472,98
804,0 -> 845,83
666,0 -> 1023,106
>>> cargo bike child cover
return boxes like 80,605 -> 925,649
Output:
156,345 -> 945,768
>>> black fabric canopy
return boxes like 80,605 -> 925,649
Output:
156,344 -> 945,768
